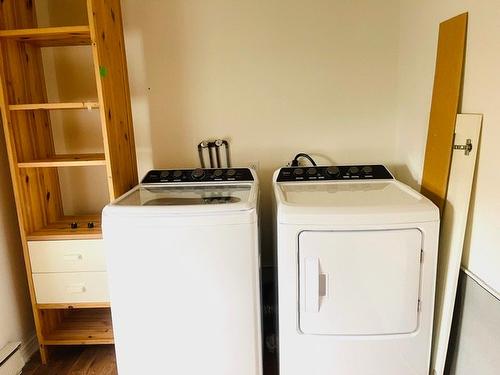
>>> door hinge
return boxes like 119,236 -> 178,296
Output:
453,138 -> 473,156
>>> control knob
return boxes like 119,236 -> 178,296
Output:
348,166 -> 360,174
173,170 -> 183,179
191,169 -> 205,180
307,167 -> 317,176
293,168 -> 304,176
227,169 -> 237,177
325,166 -> 340,177
361,166 -> 373,174
213,169 -> 224,178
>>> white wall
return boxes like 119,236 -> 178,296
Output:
0,129 -> 34,350
396,0 -> 500,293
121,0 -> 401,262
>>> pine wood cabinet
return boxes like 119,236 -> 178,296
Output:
0,0 -> 137,363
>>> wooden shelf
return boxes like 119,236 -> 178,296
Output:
38,302 -> 110,310
18,153 -> 106,168
41,308 -> 114,346
0,26 -> 91,47
9,101 -> 99,111
0,0 -> 137,363
27,214 -> 102,241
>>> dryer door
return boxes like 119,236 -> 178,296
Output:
299,229 -> 422,335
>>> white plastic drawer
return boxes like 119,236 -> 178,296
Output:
33,272 -> 109,304
28,239 -> 106,273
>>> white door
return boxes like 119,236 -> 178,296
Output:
299,229 -> 422,335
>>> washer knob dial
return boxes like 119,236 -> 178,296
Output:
325,166 -> 340,176
213,169 -> 224,178
307,167 -> 317,176
173,170 -> 183,178
293,168 -> 304,176
348,166 -> 360,174
191,168 -> 205,179
361,166 -> 373,174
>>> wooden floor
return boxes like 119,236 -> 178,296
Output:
23,345 -> 277,374
22,346 -> 117,375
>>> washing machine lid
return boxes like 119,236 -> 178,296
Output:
274,170 -> 438,224
105,168 -> 258,215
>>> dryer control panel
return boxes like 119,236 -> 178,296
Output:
142,168 -> 254,183
276,165 -> 393,182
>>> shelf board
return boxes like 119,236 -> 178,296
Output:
26,214 -> 102,241
9,101 -> 99,111
0,26 -> 91,47
38,302 -> 110,310
41,308 -> 114,346
18,153 -> 106,168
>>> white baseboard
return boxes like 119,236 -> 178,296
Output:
19,333 -> 38,364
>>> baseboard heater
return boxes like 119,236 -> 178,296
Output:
0,342 -> 23,375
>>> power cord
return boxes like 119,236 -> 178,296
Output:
290,153 -> 317,167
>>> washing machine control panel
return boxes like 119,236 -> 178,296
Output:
276,165 -> 393,182
142,168 -> 254,183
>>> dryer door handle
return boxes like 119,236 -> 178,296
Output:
304,257 -> 320,313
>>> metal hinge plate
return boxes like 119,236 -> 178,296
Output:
453,138 -> 473,155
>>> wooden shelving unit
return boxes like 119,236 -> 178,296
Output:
0,0 -> 137,363
26,214 -> 103,241
0,25 -> 91,46
40,308 -> 114,346
18,153 -> 107,168
9,101 -> 100,111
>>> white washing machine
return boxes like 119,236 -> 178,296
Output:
273,165 -> 439,375
103,168 -> 262,375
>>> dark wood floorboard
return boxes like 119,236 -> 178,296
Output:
22,346 -> 117,375
23,345 -> 277,374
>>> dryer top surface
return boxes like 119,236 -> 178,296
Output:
273,172 -> 439,225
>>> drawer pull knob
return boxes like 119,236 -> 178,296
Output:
63,254 -> 83,262
67,284 -> 86,294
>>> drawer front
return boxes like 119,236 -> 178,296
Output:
29,239 -> 106,273
33,272 -> 109,304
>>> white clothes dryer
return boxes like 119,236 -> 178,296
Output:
103,168 -> 262,375
273,165 -> 439,375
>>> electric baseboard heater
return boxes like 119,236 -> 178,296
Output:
0,342 -> 23,375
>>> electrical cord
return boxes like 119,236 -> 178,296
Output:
291,153 -> 317,167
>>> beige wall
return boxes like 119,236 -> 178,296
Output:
35,1 -> 499,276
121,0 -> 401,262
396,0 -> 500,293
0,128 -> 34,349
37,0 -> 109,215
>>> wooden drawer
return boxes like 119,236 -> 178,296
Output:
33,272 -> 109,304
28,239 -> 106,273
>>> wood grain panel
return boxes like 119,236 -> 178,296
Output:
421,13 -> 468,212
0,26 -> 91,47
41,308 -> 114,345
9,102 -> 99,110
18,153 -> 106,168
88,0 -> 138,199
0,1 -> 60,362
